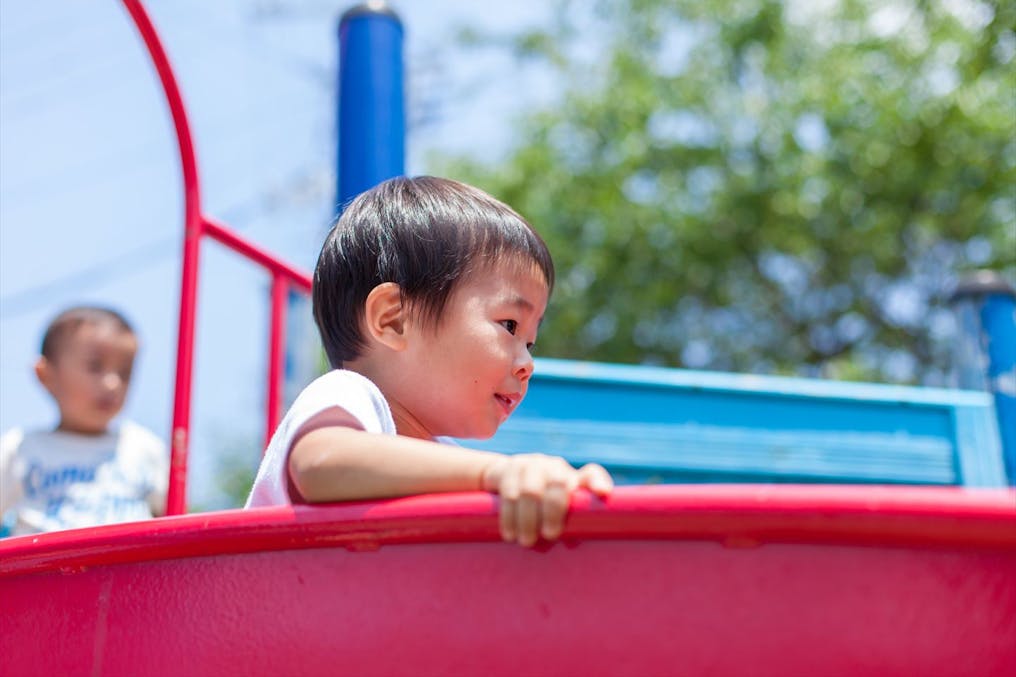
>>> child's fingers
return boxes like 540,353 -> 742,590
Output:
516,494 -> 540,547
578,463 -> 614,497
492,456 -> 614,546
516,461 -> 545,547
499,496 -> 518,543
540,481 -> 570,540
498,463 -> 521,543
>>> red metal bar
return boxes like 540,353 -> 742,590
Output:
123,0 -> 314,514
4,487 -> 1016,675
121,0 -> 203,516
166,220 -> 201,514
266,275 -> 288,449
204,217 -> 313,292
3,486 -> 1015,575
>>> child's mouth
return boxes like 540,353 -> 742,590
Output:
494,393 -> 517,415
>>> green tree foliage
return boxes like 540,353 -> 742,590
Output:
437,0 -> 1015,384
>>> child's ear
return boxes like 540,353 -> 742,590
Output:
363,282 -> 408,351
34,356 -> 56,395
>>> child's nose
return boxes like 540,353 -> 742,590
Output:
101,373 -> 124,392
514,346 -> 534,382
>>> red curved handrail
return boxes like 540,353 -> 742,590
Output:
2,485 -> 1015,577
121,1 -> 313,515
4,485 -> 1014,676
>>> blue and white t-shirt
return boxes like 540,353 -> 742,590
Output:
0,421 -> 168,537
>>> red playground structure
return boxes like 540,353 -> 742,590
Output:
3,486 -> 1015,675
1,2 -> 1014,676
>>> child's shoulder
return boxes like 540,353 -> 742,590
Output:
287,369 -> 394,435
0,427 -> 63,462
299,369 -> 385,404
115,420 -> 166,450
307,368 -> 378,389
1,427 -> 25,457
0,426 -> 58,451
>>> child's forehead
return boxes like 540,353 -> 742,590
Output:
472,255 -> 550,287
459,256 -> 551,307
57,320 -> 137,355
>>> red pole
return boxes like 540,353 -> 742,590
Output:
122,0 -> 203,515
266,275 -> 288,450
204,217 -> 312,292
167,223 -> 201,515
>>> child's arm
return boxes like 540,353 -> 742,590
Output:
288,408 -> 612,547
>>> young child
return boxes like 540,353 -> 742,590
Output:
246,176 -> 613,546
0,306 -> 168,537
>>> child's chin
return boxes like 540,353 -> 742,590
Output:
458,424 -> 498,441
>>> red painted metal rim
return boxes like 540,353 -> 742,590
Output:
2,485 -> 1014,577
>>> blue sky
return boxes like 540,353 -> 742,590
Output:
0,0 -> 551,508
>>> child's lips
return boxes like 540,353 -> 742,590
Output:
494,392 -> 520,415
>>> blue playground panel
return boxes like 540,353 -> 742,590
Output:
468,358 -> 1007,488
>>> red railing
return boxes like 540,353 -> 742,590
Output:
122,0 -> 313,515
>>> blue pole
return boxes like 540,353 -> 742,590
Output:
952,271 -> 1016,485
337,2 -> 405,210
282,4 -> 404,415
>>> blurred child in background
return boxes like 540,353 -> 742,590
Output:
0,306 -> 167,537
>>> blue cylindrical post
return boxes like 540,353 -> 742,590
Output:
337,2 -> 405,210
951,271 -> 1016,485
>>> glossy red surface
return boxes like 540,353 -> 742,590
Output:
2,485 -> 1014,676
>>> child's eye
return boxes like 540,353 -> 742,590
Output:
500,320 -> 518,335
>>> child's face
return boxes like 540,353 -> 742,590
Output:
392,259 -> 550,440
35,322 -> 138,435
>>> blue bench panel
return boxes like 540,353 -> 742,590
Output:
465,359 -> 1006,487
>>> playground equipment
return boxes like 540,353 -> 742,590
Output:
2,486 -> 1014,676
1,2 -> 1014,675
480,358 -> 1008,487
161,0 -> 1016,508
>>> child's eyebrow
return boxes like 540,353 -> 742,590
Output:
507,295 -> 534,310
505,295 -> 545,326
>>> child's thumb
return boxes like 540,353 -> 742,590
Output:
579,463 -> 613,496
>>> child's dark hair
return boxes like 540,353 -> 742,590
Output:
41,306 -> 134,360
313,176 -> 555,367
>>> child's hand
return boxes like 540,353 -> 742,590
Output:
481,454 -> 613,547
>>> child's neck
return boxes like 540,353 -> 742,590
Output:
56,422 -> 111,437
343,360 -> 435,441
388,405 -> 434,441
